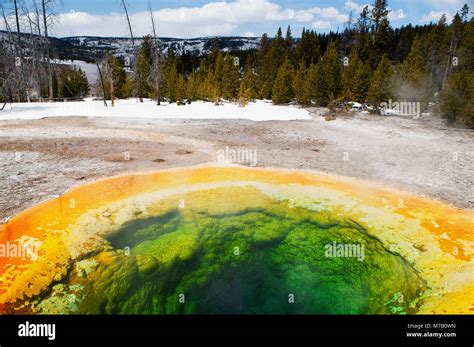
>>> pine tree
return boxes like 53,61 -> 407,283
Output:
427,14 -> 449,90
400,36 -> 428,81
439,5 -> 474,128
164,65 -> 179,102
440,70 -> 474,128
285,25 -> 295,64
256,33 -> 272,99
295,28 -> 320,68
307,60 -> 327,106
194,62 -> 208,100
213,53 -> 226,98
209,39 -> 221,67
371,0 -> 389,33
356,5 -> 372,63
443,12 -> 463,88
343,12 -> 356,56
186,71 -> 199,103
238,60 -> 257,106
459,6 -> 473,70
293,62 -> 311,105
272,58 -> 294,104
373,17 -> 393,65
395,35 -> 432,103
321,41 -> 342,103
176,74 -> 187,105
367,55 -> 393,110
75,68 -> 90,97
134,35 -> 154,101
342,50 -> 371,102
238,84 -> 252,107
342,50 -> 358,100
263,27 -> 287,99
204,69 -> 221,105
222,55 -> 240,101
101,55 -> 127,100
395,25 -> 416,62
163,50 -> 180,102
58,68 -> 90,99
352,62 -> 371,102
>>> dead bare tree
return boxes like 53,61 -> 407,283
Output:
443,14 -> 462,89
121,0 -> 134,45
41,0 -> 57,101
0,35 -> 10,108
148,0 -> 162,105
104,52 -> 115,107
12,0 -> 35,102
32,0 -> 46,101
1,5 -> 20,102
121,0 -> 143,102
21,0 -> 44,100
96,62 -> 108,107
13,0 -> 21,46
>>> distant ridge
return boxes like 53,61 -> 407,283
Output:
61,36 -> 260,58
0,30 -> 260,62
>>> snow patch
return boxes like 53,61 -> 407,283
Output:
0,99 -> 311,122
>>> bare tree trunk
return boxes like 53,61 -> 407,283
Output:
105,54 -> 115,107
443,21 -> 461,90
13,0 -> 21,46
121,0 -> 143,103
33,0 -> 44,101
1,5 -> 19,102
96,62 -> 108,107
149,0 -> 161,105
41,0 -> 53,101
15,0 -> 34,102
121,0 -> 135,45
23,1 -> 41,101
13,0 -> 23,101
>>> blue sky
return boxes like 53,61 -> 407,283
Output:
6,0 -> 472,38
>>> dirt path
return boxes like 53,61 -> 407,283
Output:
1,110 -> 473,223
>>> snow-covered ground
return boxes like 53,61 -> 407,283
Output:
0,99 -> 311,122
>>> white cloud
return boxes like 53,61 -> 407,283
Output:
312,20 -> 332,30
419,11 -> 452,23
243,31 -> 256,37
344,1 -> 406,21
344,1 -> 370,13
0,0 -> 411,38
49,0 -> 352,38
308,7 -> 349,22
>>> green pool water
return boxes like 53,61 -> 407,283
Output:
36,195 -> 425,315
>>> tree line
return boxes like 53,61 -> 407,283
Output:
1,0 -> 473,128
98,0 -> 472,127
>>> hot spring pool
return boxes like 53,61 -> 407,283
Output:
0,165 -> 473,314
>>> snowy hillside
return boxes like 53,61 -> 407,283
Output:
1,30 -> 260,63
62,36 -> 260,58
